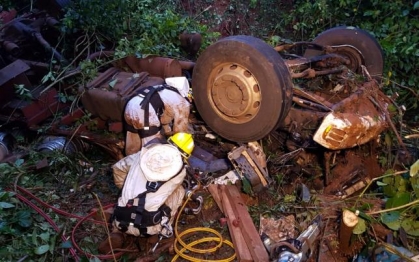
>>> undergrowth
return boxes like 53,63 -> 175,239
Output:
0,142 -> 116,261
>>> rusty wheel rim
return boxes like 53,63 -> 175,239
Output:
208,63 -> 261,124
332,45 -> 364,74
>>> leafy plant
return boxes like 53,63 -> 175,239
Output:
62,0 -> 217,59
14,84 -> 33,101
368,168 -> 419,237
0,144 -> 116,261
271,0 -> 419,112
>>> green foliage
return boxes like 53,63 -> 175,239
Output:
0,187 -> 58,261
62,0 -> 216,59
0,1 -> 14,11
271,0 -> 419,111
78,59 -> 100,83
0,146 -> 115,261
14,84 -> 33,101
377,170 -> 419,237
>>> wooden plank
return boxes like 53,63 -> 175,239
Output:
207,184 -> 253,262
220,186 -> 253,262
207,184 -> 223,211
222,185 -> 270,262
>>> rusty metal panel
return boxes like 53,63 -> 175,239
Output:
19,89 -> 67,127
0,60 -> 31,108
123,56 -> 183,79
0,60 -> 30,86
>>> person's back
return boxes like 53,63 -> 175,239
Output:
124,87 -> 191,155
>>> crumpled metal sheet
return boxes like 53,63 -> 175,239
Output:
313,111 -> 386,150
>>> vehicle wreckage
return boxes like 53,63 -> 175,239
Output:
0,4 -> 400,196
0,4 -> 410,262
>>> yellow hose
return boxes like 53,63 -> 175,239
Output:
171,187 -> 236,262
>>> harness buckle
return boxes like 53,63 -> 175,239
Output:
160,217 -> 173,238
146,181 -> 161,192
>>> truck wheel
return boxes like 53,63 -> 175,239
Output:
304,26 -> 384,80
192,35 -> 293,142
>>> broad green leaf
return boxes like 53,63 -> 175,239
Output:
39,232 -> 50,242
385,192 -> 410,209
381,210 -> 400,222
34,244 -> 50,255
401,218 -> 419,236
242,177 -> 252,195
410,176 -> 419,197
353,217 -> 366,234
17,210 -> 32,228
0,202 -> 15,209
382,177 -> 396,197
382,219 -> 401,231
410,159 -> 419,177
0,191 -> 15,200
414,1 -> 419,10
381,211 -> 401,230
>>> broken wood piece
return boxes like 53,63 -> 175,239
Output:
222,185 -> 270,262
220,188 -> 253,262
207,184 -> 223,212
208,184 -> 253,261
339,209 -> 359,253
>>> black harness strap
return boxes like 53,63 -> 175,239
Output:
124,84 -> 182,138
138,86 -> 165,129
134,192 -> 147,229
113,180 -> 169,235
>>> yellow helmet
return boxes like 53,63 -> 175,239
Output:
168,132 -> 194,158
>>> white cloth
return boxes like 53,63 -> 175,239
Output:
124,89 -> 191,155
112,146 -> 186,211
112,145 -> 187,236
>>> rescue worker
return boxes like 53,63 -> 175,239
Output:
123,77 -> 191,156
98,133 -> 194,254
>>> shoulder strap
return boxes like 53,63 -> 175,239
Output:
132,181 -> 165,225
137,85 -> 165,129
123,84 -> 185,137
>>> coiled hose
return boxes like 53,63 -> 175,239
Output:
171,187 -> 236,262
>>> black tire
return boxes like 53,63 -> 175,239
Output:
304,26 -> 384,80
192,35 -> 293,142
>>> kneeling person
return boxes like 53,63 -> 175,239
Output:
100,133 -> 194,252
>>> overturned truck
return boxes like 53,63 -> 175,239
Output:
0,12 -> 398,193
191,26 -> 396,194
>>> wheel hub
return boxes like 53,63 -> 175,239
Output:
210,64 -> 261,124
332,45 -> 364,73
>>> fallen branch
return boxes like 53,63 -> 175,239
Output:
366,198 -> 419,215
405,134 -> 419,139
355,170 -> 408,204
